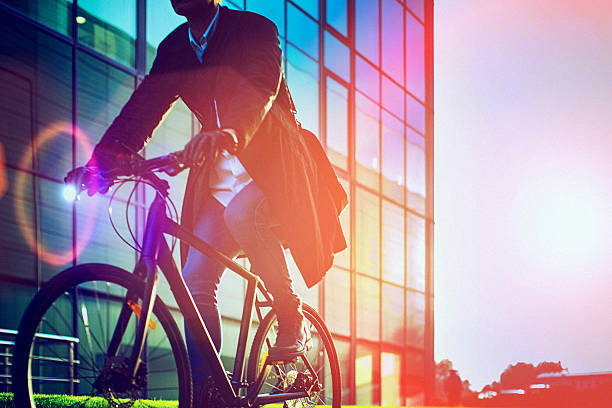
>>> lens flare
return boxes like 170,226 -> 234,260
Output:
63,184 -> 78,202
15,121 -> 97,266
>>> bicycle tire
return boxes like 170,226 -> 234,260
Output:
12,263 -> 193,408
246,303 -> 341,408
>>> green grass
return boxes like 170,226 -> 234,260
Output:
0,393 -> 438,408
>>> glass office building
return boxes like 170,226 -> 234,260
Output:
0,0 -> 433,404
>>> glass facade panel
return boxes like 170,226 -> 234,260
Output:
406,290 -> 425,348
406,11 -> 425,101
294,0 -> 318,18
406,212 -> 425,291
333,337 -> 352,402
356,275 -> 379,340
326,0 -> 348,36
382,75 -> 404,120
355,187 -> 379,278
406,0 -> 425,21
334,177 -> 350,269
287,44 -> 319,133
382,284 -> 404,344
407,91 -> 425,134
246,0 -> 284,36
324,267 -> 350,336
287,3 -> 318,58
382,0 -> 404,84
1,0 -> 73,36
405,128 -> 426,213
355,0 -> 379,65
77,0 -> 136,67
326,77 -> 349,169
382,200 -> 404,285
355,93 -> 380,189
324,31 -> 349,81
146,0 -> 186,70
381,112 -> 405,203
356,55 -> 380,102
381,351 -> 402,405
356,343 -> 379,404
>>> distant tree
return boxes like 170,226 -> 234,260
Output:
535,361 -> 566,375
499,362 -> 536,389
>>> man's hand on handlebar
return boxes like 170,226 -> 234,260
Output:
64,166 -> 113,197
182,129 -> 238,172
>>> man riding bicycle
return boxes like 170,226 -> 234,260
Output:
66,0 -> 347,403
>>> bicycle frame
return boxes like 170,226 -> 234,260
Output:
106,188 -> 313,406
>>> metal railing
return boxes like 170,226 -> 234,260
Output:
0,328 -> 80,393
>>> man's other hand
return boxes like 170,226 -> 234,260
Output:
182,129 -> 238,170
64,166 -> 113,197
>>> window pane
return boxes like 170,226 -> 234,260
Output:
382,284 -> 404,344
332,337 -> 352,403
381,0 -> 404,84
76,52 -> 134,163
287,45 -> 319,133
381,351 -> 402,405
334,178 -> 350,268
218,270 -> 246,320
356,343 -> 379,404
382,200 -> 404,285
355,187 -> 379,278
407,92 -> 425,134
382,75 -> 404,119
406,0 -> 424,21
326,0 -> 347,36
326,77 -> 348,169
0,17 -> 73,179
381,112 -> 404,203
356,55 -> 379,102
246,0 -> 284,36
294,0 -> 318,18
1,0 -> 73,36
406,213 -> 425,292
77,0 -> 137,67
406,11 -> 425,101
356,275 -> 379,341
355,93 -> 379,189
406,291 -> 425,348
0,169 -> 36,282
356,0 -> 379,64
146,0 -> 185,70
405,128 -> 425,213
324,32 -> 349,81
287,3 -> 318,58
324,267 -> 350,336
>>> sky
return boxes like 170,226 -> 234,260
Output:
433,0 -> 612,391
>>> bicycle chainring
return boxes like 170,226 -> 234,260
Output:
93,355 -> 148,408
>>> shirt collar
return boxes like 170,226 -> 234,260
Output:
188,5 -> 220,60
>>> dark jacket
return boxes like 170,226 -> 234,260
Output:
94,6 -> 347,288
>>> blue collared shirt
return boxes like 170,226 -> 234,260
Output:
188,5 -> 220,63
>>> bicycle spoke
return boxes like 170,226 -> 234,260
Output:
91,281 -> 108,350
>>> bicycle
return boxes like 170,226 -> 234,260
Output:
11,152 -> 341,408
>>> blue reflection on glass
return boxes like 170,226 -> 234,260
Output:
246,0 -> 284,34
326,77 -> 349,169
287,45 -> 319,133
327,0 -> 347,36
294,0 -> 318,18
324,32 -> 349,81
146,0 -> 185,48
287,3 -> 319,58
356,0 -> 379,64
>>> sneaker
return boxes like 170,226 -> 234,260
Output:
268,302 -> 311,361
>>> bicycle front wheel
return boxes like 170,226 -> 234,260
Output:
247,303 -> 341,408
12,263 -> 192,408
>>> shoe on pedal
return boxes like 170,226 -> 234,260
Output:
268,301 -> 311,362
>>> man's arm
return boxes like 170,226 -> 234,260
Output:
90,42 -> 179,168
219,16 -> 283,153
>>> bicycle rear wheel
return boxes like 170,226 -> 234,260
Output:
247,304 -> 341,408
12,263 -> 192,408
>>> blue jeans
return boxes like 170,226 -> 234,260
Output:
181,182 -> 299,385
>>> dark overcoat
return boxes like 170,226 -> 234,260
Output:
94,6 -> 347,288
